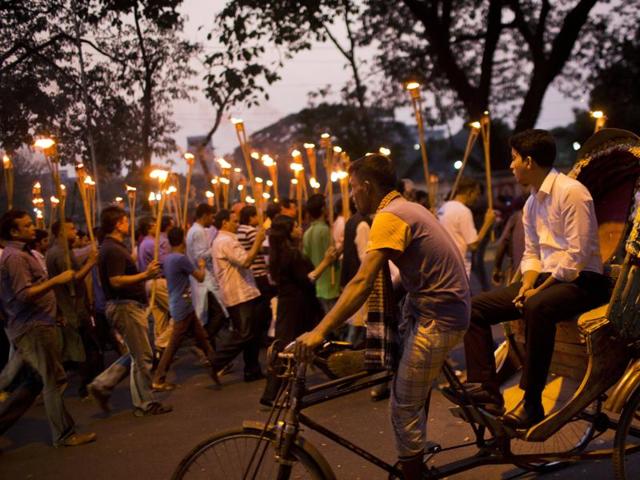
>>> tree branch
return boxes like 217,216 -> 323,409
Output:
0,34 -> 66,74
478,0 -> 503,103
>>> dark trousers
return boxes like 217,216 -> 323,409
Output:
154,312 -> 216,383
0,364 -> 42,435
204,292 -> 228,349
211,298 -> 261,375
14,325 -> 75,444
464,271 -> 609,403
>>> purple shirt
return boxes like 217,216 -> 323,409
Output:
0,241 -> 57,340
137,235 -> 155,272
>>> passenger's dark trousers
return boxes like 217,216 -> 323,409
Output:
464,271 -> 609,404
14,325 -> 75,445
211,298 -> 261,375
154,312 -> 217,383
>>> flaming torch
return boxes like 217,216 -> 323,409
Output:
2,154 -> 14,210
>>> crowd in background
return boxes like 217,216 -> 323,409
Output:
0,176 -> 525,447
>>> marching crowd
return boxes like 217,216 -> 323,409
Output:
0,127 -> 614,480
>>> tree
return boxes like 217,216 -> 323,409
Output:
0,0 -> 196,176
209,0 -> 638,158
588,26 -> 640,132
205,0 -> 374,161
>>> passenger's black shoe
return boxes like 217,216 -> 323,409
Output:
502,400 -> 544,429
441,384 -> 505,415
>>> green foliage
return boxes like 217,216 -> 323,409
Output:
0,0 -> 195,177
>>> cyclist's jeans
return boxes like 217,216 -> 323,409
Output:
391,320 -> 465,458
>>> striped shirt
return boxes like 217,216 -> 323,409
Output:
236,224 -> 268,278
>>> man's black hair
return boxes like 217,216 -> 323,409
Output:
239,205 -> 257,225
101,206 -> 127,235
137,216 -> 154,237
306,194 -> 325,220
455,177 -> 481,196
0,210 -> 29,241
280,197 -> 297,210
266,202 -> 282,220
160,215 -> 173,232
195,203 -> 214,220
214,209 -> 231,230
51,218 -> 73,238
34,229 -> 48,243
168,227 -> 185,247
348,154 -> 397,194
509,129 -> 556,168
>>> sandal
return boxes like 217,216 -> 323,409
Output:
152,381 -> 177,392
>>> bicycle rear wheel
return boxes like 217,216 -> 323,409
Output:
613,386 -> 640,480
172,427 -> 333,480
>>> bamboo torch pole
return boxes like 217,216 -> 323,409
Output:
591,110 -> 606,133
406,82 -> 434,208
2,155 -> 14,210
479,111 -> 494,241
304,143 -> 318,193
126,185 -> 137,256
147,168 -> 170,314
231,118 -> 256,193
35,138 -> 74,295
75,165 -> 96,248
262,155 -> 278,202
449,121 -> 481,200
210,178 -> 220,210
183,153 -> 194,228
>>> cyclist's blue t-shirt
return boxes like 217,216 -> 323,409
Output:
163,252 -> 195,321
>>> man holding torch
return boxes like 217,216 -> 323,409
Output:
0,210 -> 97,447
89,206 -> 172,416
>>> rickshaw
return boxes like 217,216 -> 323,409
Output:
172,129 -> 640,479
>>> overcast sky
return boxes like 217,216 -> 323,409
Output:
170,0 -> 586,171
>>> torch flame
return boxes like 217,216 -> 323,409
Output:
149,169 -> 169,183
34,138 -> 56,150
262,155 -> 275,167
591,110 -> 604,119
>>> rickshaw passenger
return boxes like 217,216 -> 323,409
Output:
295,154 -> 470,480
462,129 -> 609,429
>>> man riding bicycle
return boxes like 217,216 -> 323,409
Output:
295,153 -> 470,479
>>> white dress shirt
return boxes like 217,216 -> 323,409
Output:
437,200 -> 477,276
186,222 -> 226,321
212,230 -> 260,308
521,169 -> 602,282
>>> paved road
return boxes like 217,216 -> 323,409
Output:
0,339 -> 634,480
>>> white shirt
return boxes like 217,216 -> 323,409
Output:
437,200 -> 477,275
521,169 -> 602,282
212,230 -> 260,308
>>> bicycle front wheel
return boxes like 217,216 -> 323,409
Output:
172,427 -> 333,480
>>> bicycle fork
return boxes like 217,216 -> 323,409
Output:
275,363 -> 307,479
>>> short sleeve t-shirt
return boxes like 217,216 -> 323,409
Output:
437,200 -> 478,275
367,196 -> 470,331
163,252 -> 196,321
99,236 -> 147,304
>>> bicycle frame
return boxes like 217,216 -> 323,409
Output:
265,354 -> 640,480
